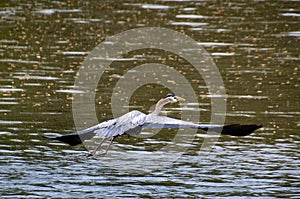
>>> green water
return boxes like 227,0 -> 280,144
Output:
0,1 -> 299,198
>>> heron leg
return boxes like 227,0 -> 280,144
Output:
97,137 -> 115,156
88,137 -> 107,156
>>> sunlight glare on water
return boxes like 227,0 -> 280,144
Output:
0,0 -> 299,198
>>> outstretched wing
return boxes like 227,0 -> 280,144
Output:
143,115 -> 262,136
143,115 -> 216,130
43,113 -> 262,146
93,110 -> 147,138
43,110 -> 147,146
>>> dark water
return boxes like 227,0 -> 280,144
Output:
1,1 -> 299,198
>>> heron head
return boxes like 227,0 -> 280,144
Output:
164,93 -> 186,103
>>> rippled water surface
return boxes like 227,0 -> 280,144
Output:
1,1 -> 299,198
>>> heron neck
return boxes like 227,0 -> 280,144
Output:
150,98 -> 169,116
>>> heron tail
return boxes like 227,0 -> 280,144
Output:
205,124 -> 263,136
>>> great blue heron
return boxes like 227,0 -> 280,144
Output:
43,94 -> 262,156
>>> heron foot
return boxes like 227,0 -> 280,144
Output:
92,152 -> 107,159
96,151 -> 107,156
87,137 -> 115,158
86,151 -> 96,157
87,150 -> 107,158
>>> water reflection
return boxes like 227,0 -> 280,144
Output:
0,0 -> 299,198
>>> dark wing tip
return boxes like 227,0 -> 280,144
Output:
42,133 -> 82,146
221,124 -> 263,136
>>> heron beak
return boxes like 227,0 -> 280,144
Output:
176,97 -> 186,102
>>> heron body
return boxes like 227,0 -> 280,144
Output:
43,94 -> 262,156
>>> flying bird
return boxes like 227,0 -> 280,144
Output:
43,94 -> 262,156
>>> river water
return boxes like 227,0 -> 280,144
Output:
0,1 -> 299,198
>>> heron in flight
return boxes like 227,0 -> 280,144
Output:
43,94 -> 262,156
